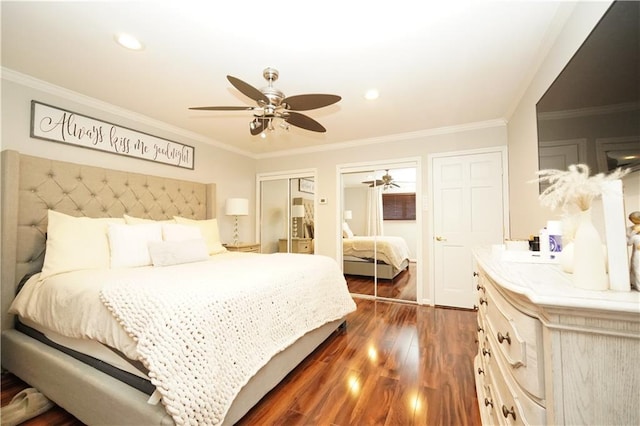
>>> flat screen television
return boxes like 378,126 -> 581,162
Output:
536,0 -> 639,175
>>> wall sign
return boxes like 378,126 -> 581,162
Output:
299,178 -> 315,194
30,101 -> 195,169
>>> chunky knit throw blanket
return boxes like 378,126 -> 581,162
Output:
100,253 -> 356,425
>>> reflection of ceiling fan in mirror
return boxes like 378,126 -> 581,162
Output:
362,170 -> 400,189
189,67 -> 341,136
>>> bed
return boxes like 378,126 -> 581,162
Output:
0,150 -> 356,425
342,234 -> 411,280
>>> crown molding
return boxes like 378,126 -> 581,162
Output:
254,118 -> 508,159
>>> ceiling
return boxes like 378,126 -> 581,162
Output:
1,1 -> 578,158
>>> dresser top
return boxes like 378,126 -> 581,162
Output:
473,246 -> 640,314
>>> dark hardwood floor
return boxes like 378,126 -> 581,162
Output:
346,262 -> 417,302
1,299 -> 480,425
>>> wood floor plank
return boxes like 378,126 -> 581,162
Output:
1,298 -> 481,426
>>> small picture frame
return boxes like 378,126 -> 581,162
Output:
299,178 -> 314,194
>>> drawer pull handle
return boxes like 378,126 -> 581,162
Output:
484,398 -> 494,408
482,348 -> 491,357
473,271 -> 479,277
502,405 -> 516,420
479,297 -> 488,306
476,284 -> 485,291
477,367 -> 485,375
477,326 -> 484,333
497,332 -> 511,345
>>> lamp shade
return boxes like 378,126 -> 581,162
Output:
291,205 -> 305,218
226,198 -> 249,216
344,210 -> 353,220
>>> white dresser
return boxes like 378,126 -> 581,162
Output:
473,247 -> 640,425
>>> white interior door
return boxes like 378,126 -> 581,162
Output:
432,150 -> 505,308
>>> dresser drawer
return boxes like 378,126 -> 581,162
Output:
489,352 -> 546,426
482,276 -> 545,400
475,355 -> 500,425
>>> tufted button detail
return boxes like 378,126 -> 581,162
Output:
91,193 -> 96,197
48,172 -> 54,178
125,182 -> 129,187
31,188 -> 36,193
144,184 -> 149,188
102,208 -> 107,212
102,179 -> 107,184
161,187 -> 166,191
77,176 -> 82,181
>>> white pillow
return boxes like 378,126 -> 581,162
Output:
108,223 -> 163,268
162,223 -> 203,242
173,217 -> 227,255
148,239 -> 209,267
124,214 -> 175,225
342,222 -> 354,239
40,210 -> 125,280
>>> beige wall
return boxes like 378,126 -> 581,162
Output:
1,76 -> 258,244
507,0 -> 639,238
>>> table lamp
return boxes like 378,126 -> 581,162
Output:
226,198 -> 249,246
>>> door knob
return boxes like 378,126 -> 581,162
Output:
435,236 -> 447,241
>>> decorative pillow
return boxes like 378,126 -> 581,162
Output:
162,223 -> 203,242
342,222 -> 354,239
124,214 -> 175,224
148,239 -> 209,267
173,217 -> 227,255
108,223 -> 163,268
40,210 -> 125,280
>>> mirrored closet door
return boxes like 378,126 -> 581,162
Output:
258,173 -> 315,255
340,164 -> 418,302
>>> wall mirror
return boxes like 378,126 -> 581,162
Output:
258,172 -> 316,255
340,163 -> 418,302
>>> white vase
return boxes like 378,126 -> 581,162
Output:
572,209 -> 608,290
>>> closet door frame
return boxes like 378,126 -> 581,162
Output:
256,169 -> 317,253
337,157 -> 422,303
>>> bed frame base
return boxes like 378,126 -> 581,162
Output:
343,258 -> 409,280
2,319 -> 345,425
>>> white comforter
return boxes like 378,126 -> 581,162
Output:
342,235 -> 411,269
10,252 -> 356,425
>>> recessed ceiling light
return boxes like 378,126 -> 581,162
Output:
364,89 -> 379,100
115,33 -> 144,51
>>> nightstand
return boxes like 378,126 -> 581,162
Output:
278,238 -> 313,254
223,243 -> 260,253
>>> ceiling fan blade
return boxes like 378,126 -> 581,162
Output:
283,94 -> 341,111
227,75 -> 269,104
284,112 -> 326,132
250,118 -> 268,136
189,106 -> 256,111
362,179 -> 384,186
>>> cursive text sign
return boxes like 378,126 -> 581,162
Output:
30,101 -> 195,169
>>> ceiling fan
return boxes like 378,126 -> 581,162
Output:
189,67 -> 341,136
362,170 -> 400,189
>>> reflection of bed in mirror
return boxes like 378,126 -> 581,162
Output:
342,235 -> 411,280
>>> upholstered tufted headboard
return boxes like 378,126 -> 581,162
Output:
1,150 -> 216,331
